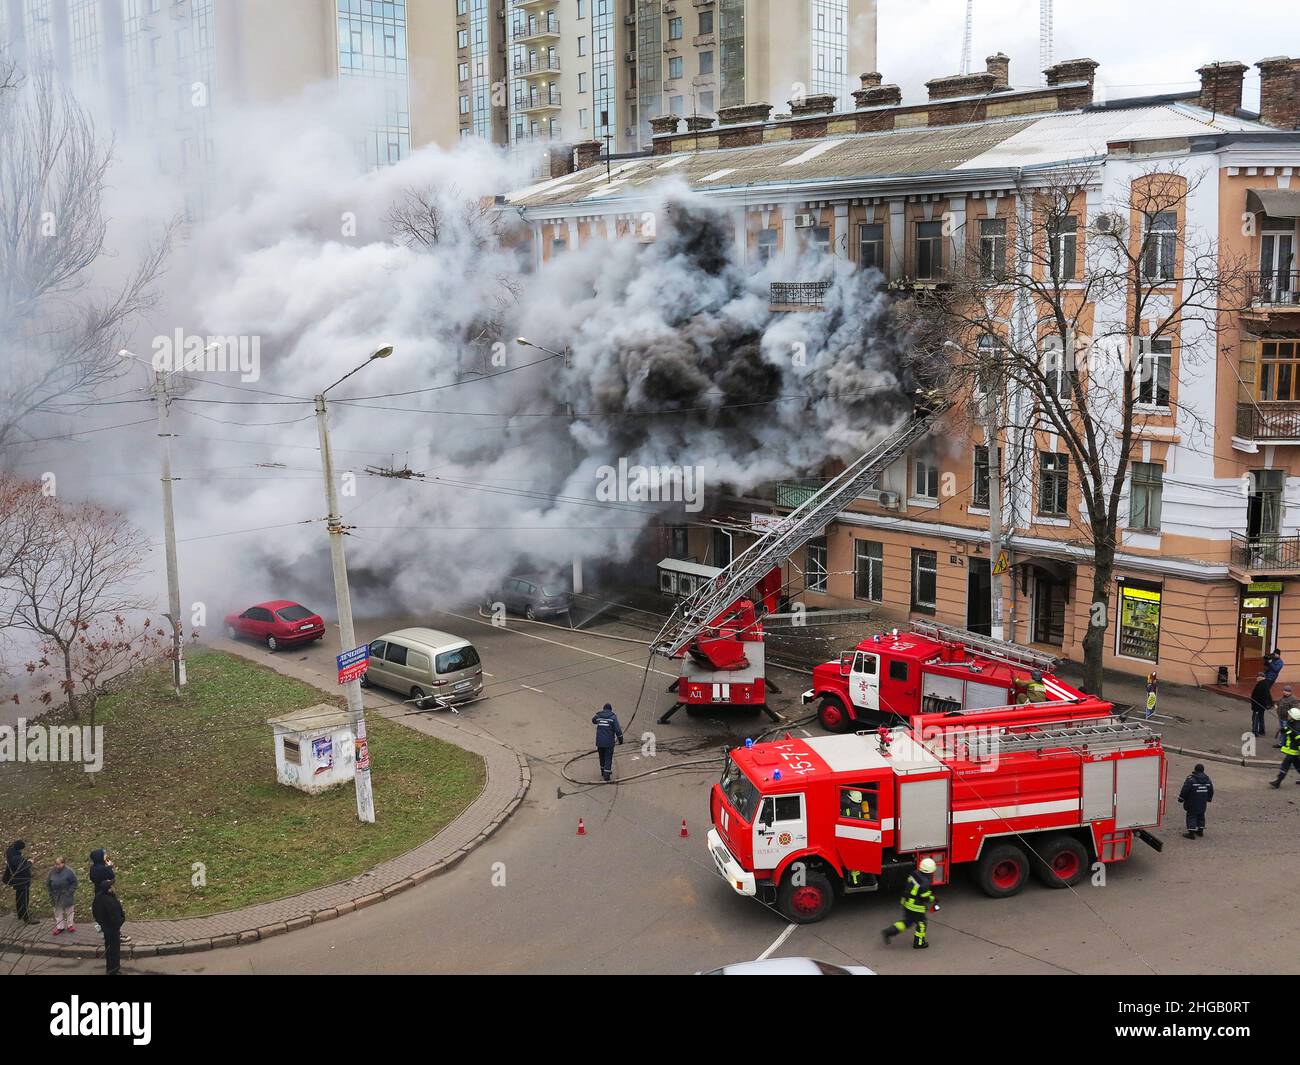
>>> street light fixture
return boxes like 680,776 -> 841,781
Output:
314,345 -> 394,824
515,336 -> 569,367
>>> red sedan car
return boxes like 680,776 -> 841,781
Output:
224,600 -> 326,652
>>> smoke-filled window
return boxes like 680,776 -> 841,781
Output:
911,550 -> 937,611
806,538 -> 828,593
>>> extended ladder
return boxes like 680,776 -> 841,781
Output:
984,718 -> 1161,756
910,618 -> 1060,672
651,407 -> 945,659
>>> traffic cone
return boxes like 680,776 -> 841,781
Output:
576,818 -> 586,836
680,819 -> 689,838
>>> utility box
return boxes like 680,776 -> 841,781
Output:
267,704 -> 355,794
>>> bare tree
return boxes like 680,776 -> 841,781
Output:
1,498 -> 152,718
904,163 -> 1247,695
0,67 -> 174,449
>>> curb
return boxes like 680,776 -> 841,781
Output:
0,752 -> 530,962
1162,742 -> 1280,770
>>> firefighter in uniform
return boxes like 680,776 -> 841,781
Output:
592,703 -> 624,782
1027,670 -> 1048,702
881,857 -> 939,949
1270,706 -> 1300,788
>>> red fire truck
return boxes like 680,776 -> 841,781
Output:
804,619 -> 1091,732
707,704 -> 1166,923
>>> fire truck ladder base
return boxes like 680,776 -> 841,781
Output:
986,718 -> 1161,756
909,619 -> 1060,672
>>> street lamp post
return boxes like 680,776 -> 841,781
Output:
315,345 -> 392,824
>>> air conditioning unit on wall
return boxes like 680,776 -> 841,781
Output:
878,490 -> 901,510
793,213 -> 817,228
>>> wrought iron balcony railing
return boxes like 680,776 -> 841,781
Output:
1236,402 -> 1300,441
770,281 -> 832,307
1248,270 -> 1300,307
1232,532 -> 1300,571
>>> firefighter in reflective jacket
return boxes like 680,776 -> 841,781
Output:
881,857 -> 939,949
1270,706 -> 1300,788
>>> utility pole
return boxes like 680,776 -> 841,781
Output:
315,392 -> 376,823
153,369 -> 186,695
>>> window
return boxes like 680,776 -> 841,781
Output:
276,605 -> 313,622
858,223 -> 884,271
668,56 -> 683,79
978,217 -> 1007,278
669,94 -> 684,114
577,35 -> 586,55
916,220 -> 943,280
972,445 -> 999,508
436,645 -> 480,673
1260,217 -> 1295,300
700,91 -> 714,113
911,550 -> 937,611
458,62 -> 469,82
385,642 -> 409,666
457,0 -> 468,13
1117,581 -> 1161,662
774,795 -> 801,821
756,229 -> 778,264
1129,461 -> 1163,532
669,526 -> 689,559
806,226 -> 831,255
577,0 -> 585,15
1049,215 -> 1078,281
459,95 -> 470,114
712,528 -> 732,567
1041,336 -> 1069,399
1136,338 -> 1172,407
839,783 -> 879,821
889,659 -> 910,682
368,640 -> 387,659
668,16 -> 683,39
1142,211 -> 1177,282
854,540 -> 883,601
806,537 -> 828,593
283,738 -> 301,766
578,107 -> 588,128
1038,452 -> 1070,517
458,29 -> 468,48
699,50 -> 713,75
1247,469 -> 1284,540
913,458 -> 939,500
1258,340 -> 1300,401
578,71 -> 587,92
699,10 -> 714,33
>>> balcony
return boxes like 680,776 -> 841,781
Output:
513,54 -> 560,76
774,481 -> 827,508
512,16 -> 559,42
1235,402 -> 1300,444
770,281 -> 832,310
1231,532 -> 1300,572
516,91 -> 562,113
1248,271 -> 1300,307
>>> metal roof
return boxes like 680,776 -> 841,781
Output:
507,102 -> 1277,214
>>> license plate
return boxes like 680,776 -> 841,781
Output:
299,624 -> 313,630
454,680 -> 471,690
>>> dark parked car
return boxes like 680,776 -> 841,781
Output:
483,577 -> 573,621
224,600 -> 325,651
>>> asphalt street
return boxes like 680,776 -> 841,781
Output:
13,606 -> 1299,975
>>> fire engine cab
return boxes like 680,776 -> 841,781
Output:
707,700 -> 1166,924
804,619 -> 1090,733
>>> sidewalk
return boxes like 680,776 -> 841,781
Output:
0,644 -> 530,962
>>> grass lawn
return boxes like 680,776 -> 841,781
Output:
0,649 -> 485,920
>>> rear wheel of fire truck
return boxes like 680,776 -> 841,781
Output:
974,842 -> 1030,898
1030,834 -> 1089,888
776,868 -> 834,924
817,697 -> 850,733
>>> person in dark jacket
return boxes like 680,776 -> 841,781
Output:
1249,672 -> 1274,738
46,857 -> 79,935
3,840 -> 36,923
1265,648 -> 1285,686
88,848 -> 115,892
91,880 -> 126,975
592,703 -> 624,782
1177,764 -> 1214,839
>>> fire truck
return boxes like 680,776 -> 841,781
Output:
707,701 -> 1167,923
804,619 -> 1092,733
652,402 -> 944,724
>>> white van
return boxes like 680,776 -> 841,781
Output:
360,627 -> 483,709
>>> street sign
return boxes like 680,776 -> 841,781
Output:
337,645 -> 369,685
993,550 -> 1009,575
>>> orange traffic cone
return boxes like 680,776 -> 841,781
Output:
576,818 -> 586,836
680,819 -> 689,838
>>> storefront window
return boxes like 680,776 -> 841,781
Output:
1117,581 -> 1161,661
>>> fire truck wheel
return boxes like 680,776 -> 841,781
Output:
1031,835 -> 1089,888
818,698 -> 849,733
776,868 -> 834,924
975,843 -> 1030,898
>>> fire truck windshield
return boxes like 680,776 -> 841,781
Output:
720,756 -> 760,821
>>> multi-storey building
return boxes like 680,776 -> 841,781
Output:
0,0 -> 461,191
507,51 -> 1300,688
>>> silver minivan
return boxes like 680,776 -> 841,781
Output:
360,627 -> 483,709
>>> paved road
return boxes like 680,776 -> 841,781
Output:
13,607 -> 1300,975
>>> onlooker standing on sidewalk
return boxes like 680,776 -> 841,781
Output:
1177,764 -> 1214,839
90,879 -> 126,975
1266,648 -> 1285,686
1275,684 -> 1300,749
46,857 -> 78,937
1250,671 -> 1274,738
3,840 -> 36,924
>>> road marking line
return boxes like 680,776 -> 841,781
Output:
521,685 -> 544,693
757,923 -> 797,961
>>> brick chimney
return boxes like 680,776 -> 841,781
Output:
683,114 -> 715,131
926,69 -> 997,101
716,102 -> 774,126
1257,56 -> 1300,129
1043,58 -> 1099,109
852,72 -> 902,108
649,115 -> 681,136
1196,60 -> 1247,115
985,52 -> 1010,88
789,92 -> 838,117
547,145 -> 575,178
573,139 -> 603,170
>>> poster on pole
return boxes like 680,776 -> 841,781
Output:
354,736 -> 370,772
336,645 -> 369,684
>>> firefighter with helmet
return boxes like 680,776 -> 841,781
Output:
1027,670 -> 1048,702
881,857 -> 940,949
1270,706 -> 1300,788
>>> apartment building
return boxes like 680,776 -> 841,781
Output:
0,0 -> 460,190
506,52 -> 1300,688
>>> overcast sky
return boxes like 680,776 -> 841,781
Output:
876,0 -> 1284,112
